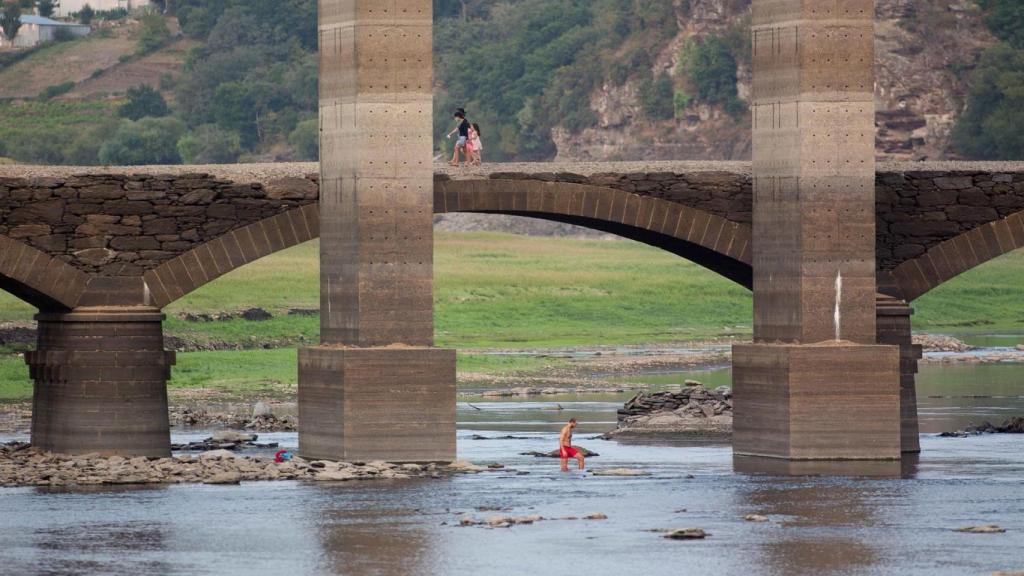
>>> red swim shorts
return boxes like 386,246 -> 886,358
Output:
560,445 -> 579,459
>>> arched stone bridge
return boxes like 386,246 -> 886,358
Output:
2,161 -> 1023,312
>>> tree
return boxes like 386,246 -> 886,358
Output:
638,72 -> 676,121
36,0 -> 55,18
78,3 -> 93,24
118,84 -> 170,120
952,44 -> 1024,160
288,117 -> 318,160
679,34 -> 746,117
979,0 -> 1024,51
1,3 -> 22,44
177,124 -> 242,164
136,10 -> 170,55
98,117 -> 186,165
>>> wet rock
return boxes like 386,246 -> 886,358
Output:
942,417 -> 1024,437
583,513 -> 608,520
211,430 -> 258,443
744,514 -> 769,522
315,469 -> 357,482
955,525 -> 1006,534
609,384 -> 733,438
448,460 -> 488,473
663,528 -> 708,540
591,468 -> 650,477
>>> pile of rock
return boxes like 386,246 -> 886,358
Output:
169,404 -> 297,432
170,431 -> 278,452
0,442 -> 500,487
607,383 -> 732,438
913,334 -> 975,353
941,417 -> 1024,437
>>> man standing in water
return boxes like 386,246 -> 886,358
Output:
559,418 -> 585,471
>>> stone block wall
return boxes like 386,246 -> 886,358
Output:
0,173 -> 318,277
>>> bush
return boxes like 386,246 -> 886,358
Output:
53,27 -> 77,43
289,118 -> 319,160
40,82 -> 76,100
638,73 -> 675,121
177,124 -> 243,164
99,117 -> 186,165
673,90 -> 691,119
78,4 -> 95,25
678,34 -> 745,117
979,0 -> 1024,50
90,68 -> 105,79
136,12 -> 171,56
118,84 -> 170,120
952,44 -> 1024,160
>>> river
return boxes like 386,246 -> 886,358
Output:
1,351 -> 1022,575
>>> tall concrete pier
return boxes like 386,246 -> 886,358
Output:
298,0 -> 456,462
732,0 -> 902,460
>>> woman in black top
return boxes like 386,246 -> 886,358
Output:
446,109 -> 470,166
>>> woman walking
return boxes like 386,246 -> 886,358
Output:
446,109 -> 471,166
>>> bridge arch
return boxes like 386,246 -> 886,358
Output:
434,179 -> 753,288
884,210 -> 1024,302
0,235 -> 89,311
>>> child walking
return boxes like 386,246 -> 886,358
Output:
469,123 -> 483,165
446,109 -> 470,166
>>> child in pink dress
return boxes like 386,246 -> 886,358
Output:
465,125 -> 478,164
469,123 -> 483,165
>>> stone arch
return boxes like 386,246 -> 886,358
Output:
434,179 -> 753,288
143,204 -> 319,308
0,235 -> 89,311
883,210 -> 1024,302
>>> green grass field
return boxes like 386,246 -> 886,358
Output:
2,232 -> 1023,401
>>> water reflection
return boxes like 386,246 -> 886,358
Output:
733,455 -> 914,479
739,478 -> 889,576
311,485 -> 438,576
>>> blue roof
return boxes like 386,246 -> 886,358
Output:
20,15 -> 86,27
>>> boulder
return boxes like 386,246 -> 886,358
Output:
591,468 -> 650,477
955,525 -> 1006,534
663,528 -> 708,540
204,472 -> 242,485
199,449 -> 236,460
744,514 -> 769,523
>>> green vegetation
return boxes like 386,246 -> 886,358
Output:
678,34 -> 745,117
136,10 -> 171,56
952,1 -> 1024,159
638,73 -> 675,121
119,84 -> 170,120
2,233 -> 1024,401
39,80 -> 75,100
98,116 -> 186,165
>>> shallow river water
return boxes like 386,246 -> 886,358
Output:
1,360 -> 1023,576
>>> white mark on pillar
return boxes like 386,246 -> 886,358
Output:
834,270 -> 843,342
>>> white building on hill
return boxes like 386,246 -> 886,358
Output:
56,0 -> 152,18
0,15 -> 91,48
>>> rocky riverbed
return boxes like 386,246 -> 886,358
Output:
940,417 -> 1024,438
605,383 -> 733,439
0,441 -> 499,488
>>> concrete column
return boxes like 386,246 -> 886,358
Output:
26,307 -> 174,457
875,295 -> 922,454
732,0 -> 902,460
299,0 -> 455,462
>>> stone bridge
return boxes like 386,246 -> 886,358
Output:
3,160 -> 1023,456
3,161 -> 1023,313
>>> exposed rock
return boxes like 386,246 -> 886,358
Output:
607,384 -> 733,438
744,514 -> 769,523
252,401 -> 274,418
204,472 -> 242,485
663,528 -> 708,540
941,417 -> 1024,437
199,449 -> 236,460
955,525 -> 1006,534
913,334 -> 975,353
583,513 -> 608,520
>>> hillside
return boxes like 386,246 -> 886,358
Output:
0,0 -> 1019,165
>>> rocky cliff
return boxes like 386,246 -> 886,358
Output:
553,0 -> 995,162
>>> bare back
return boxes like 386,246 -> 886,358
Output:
560,424 -> 573,447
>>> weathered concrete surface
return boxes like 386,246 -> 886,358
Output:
731,0 -> 901,461
26,307 -> 174,457
298,0 -> 456,463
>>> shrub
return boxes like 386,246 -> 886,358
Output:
53,27 -> 77,43
979,0 -> 1024,50
118,84 -> 170,120
638,72 -> 675,121
136,11 -> 171,56
678,34 -> 746,117
177,124 -> 243,164
78,4 -> 95,25
673,90 -> 691,119
40,81 -> 76,100
288,118 -> 319,160
952,44 -> 1024,160
98,117 -> 186,165
90,68 -> 105,79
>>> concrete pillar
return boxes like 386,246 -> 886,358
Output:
875,295 -> 922,453
26,307 -> 174,457
732,0 -> 902,460
299,0 -> 455,462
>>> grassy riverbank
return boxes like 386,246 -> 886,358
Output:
2,232 -> 1024,401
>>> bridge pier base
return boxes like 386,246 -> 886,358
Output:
876,296 -> 923,454
26,307 -> 174,457
298,347 -> 456,463
733,343 -> 902,460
